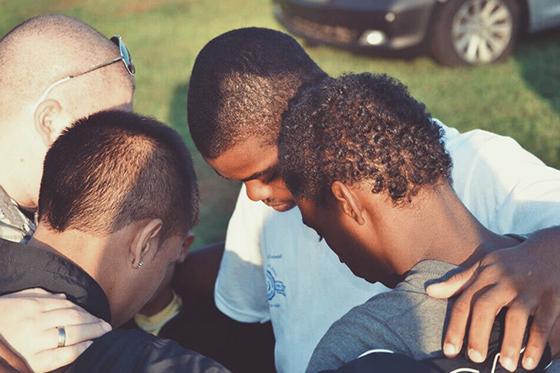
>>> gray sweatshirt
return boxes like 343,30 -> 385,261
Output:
307,260 -> 558,372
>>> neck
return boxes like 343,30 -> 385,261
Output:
0,125 -> 37,210
29,225 -> 120,317
381,185 -> 518,276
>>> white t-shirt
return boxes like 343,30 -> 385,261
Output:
215,122 -> 560,373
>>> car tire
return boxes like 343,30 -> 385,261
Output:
430,0 -> 520,66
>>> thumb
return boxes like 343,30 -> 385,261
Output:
427,263 -> 478,299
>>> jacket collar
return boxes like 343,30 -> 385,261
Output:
0,238 -> 111,323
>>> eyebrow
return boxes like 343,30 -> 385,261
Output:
213,163 -> 279,183
239,164 -> 278,183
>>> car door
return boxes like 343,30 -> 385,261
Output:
528,0 -> 560,32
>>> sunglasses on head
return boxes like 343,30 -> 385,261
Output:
34,35 -> 135,107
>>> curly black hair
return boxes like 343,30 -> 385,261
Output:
187,27 -> 327,159
279,73 -> 452,205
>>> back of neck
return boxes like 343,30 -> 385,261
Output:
30,225 -> 111,287
396,185 -> 519,272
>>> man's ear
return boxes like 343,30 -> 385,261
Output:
178,232 -> 195,263
33,99 -> 64,146
331,181 -> 366,225
130,219 -> 163,268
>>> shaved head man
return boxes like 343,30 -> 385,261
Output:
0,15 -> 135,371
0,14 -> 134,224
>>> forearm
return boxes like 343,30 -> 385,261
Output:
525,225 -> 560,252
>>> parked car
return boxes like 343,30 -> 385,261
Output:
274,0 -> 560,66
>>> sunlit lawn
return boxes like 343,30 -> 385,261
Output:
2,0 -> 559,248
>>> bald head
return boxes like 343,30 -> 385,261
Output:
0,14 -> 134,119
0,14 -> 135,209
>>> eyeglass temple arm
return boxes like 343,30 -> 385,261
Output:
33,56 -> 124,111
70,56 -> 123,78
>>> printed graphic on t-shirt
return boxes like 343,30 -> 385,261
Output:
266,265 -> 286,304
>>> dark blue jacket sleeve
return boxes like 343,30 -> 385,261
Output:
66,329 -> 231,373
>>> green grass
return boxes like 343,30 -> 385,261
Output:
2,0 -> 559,248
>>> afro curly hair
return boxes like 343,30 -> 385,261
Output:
279,73 -> 452,206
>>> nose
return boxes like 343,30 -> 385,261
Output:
245,180 -> 272,202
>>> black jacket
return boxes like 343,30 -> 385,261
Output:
0,238 -> 230,373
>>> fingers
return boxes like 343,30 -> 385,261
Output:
8,288 -> 66,300
7,294 -> 76,314
499,302 -> 531,371
40,307 -> 107,332
64,322 -> 111,346
43,322 -> 110,350
38,298 -> 77,312
443,293 -> 470,357
0,338 -> 31,373
521,300 -> 560,370
32,341 -> 93,373
7,288 -> 50,296
441,266 -> 487,358
466,285 -> 503,364
427,263 -> 479,299
431,263 -> 481,357
550,317 -> 560,359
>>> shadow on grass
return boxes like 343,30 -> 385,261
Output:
513,26 -> 560,165
514,26 -> 560,115
169,82 -> 240,250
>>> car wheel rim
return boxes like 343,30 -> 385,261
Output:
451,0 -> 513,64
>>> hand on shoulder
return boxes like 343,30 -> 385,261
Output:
0,288 -> 111,372
427,227 -> 560,371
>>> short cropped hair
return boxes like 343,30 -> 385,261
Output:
187,27 -> 327,159
0,15 -> 133,115
279,73 -> 452,205
38,110 -> 199,238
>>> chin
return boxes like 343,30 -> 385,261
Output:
266,201 -> 296,212
378,273 -> 403,289
353,267 -> 400,288
347,264 -> 375,283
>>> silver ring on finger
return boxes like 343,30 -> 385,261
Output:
56,326 -> 66,348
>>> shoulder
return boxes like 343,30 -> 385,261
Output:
308,286 -> 452,372
441,122 -> 544,171
68,329 -> 230,373
307,292 -> 417,373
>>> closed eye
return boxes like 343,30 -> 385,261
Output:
261,166 -> 279,184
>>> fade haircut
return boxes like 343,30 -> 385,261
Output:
279,73 -> 452,206
187,27 -> 327,159
38,111 -> 199,238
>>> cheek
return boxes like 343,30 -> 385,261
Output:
335,221 -> 374,261
270,180 -> 295,200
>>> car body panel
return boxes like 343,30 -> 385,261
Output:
528,0 -> 560,32
275,0 -> 560,54
274,0 -> 437,50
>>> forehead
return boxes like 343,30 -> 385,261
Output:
207,137 -> 278,181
